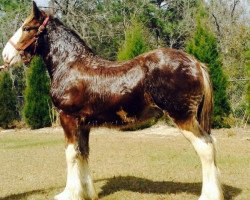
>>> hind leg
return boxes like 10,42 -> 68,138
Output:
177,118 -> 223,200
55,112 -> 98,200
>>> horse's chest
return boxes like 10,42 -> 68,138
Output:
50,74 -> 86,113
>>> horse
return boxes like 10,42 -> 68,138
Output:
1,2 -> 223,200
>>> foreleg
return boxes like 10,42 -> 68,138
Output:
55,113 -> 98,200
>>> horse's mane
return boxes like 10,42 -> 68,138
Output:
51,17 -> 94,55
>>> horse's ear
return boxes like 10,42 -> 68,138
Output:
32,1 -> 41,19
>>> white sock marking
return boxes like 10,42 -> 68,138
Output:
55,144 -> 97,200
181,130 -> 223,200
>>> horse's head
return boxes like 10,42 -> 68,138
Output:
1,1 -> 48,68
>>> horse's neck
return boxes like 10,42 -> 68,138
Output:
41,19 -> 93,76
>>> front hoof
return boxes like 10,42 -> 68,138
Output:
54,190 -> 82,200
198,195 -> 223,200
54,190 -> 98,200
54,191 -> 68,200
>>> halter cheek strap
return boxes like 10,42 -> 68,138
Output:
9,16 -> 49,52
37,16 -> 49,35
9,37 -> 37,51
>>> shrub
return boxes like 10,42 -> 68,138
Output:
186,20 -> 231,128
11,65 -> 25,119
117,19 -> 150,61
23,56 -> 52,129
0,72 -> 18,128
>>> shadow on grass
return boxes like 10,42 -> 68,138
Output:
0,177 -> 241,200
97,176 -> 241,199
0,187 -> 60,200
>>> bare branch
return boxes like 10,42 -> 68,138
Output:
212,13 -> 221,35
231,0 -> 240,19
54,0 -> 80,19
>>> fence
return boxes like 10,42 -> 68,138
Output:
227,78 -> 249,128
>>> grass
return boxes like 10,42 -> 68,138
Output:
1,138 -> 61,149
0,125 -> 249,200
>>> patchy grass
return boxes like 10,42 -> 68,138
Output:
0,125 -> 249,200
1,138 -> 61,149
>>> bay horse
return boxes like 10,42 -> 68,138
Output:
2,2 -> 223,200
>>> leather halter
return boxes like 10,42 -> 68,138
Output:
9,16 -> 49,52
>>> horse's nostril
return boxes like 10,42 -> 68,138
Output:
2,53 -> 11,64
3,53 -> 8,61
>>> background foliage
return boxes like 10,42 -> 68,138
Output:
186,17 -> 231,127
0,72 -> 18,128
0,0 -> 249,128
23,56 -> 52,129
117,19 -> 151,61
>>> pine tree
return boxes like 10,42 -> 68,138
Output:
117,19 -> 150,61
186,20 -> 231,128
23,56 -> 52,129
0,72 -> 18,128
11,66 -> 25,119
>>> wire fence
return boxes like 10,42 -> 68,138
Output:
227,79 -> 249,128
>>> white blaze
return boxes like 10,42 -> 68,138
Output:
2,27 -> 22,66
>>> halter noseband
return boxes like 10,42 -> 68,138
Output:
9,16 -> 49,52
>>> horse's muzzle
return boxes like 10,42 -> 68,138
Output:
0,63 -> 9,70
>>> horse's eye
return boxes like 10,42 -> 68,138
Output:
23,27 -> 31,32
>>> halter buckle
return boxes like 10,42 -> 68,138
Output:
37,25 -> 45,35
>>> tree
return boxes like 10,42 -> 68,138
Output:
11,66 -> 26,119
186,19 -> 231,128
206,0 -> 250,123
53,0 -> 200,59
207,0 -> 249,78
0,1 -> 30,121
0,72 -> 18,128
53,0 -> 151,60
141,0 -> 200,49
23,56 -> 52,129
117,19 -> 150,61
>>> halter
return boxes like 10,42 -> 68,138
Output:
9,16 -> 49,52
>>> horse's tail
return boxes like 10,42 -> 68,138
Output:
198,64 -> 213,134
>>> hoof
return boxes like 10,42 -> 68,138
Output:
54,190 -> 82,200
54,191 -> 67,200
198,194 -> 223,200
54,190 -> 98,200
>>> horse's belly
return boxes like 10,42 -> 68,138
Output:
80,86 -> 159,126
